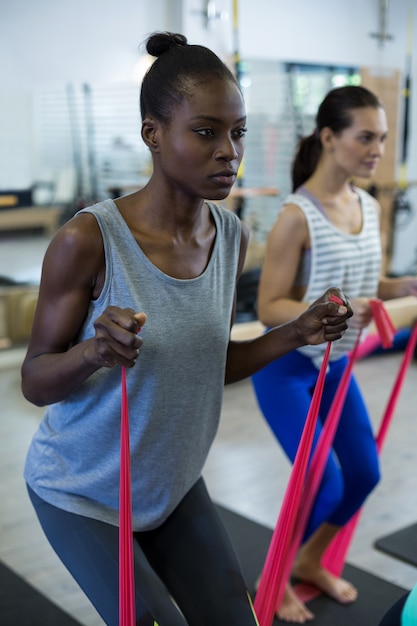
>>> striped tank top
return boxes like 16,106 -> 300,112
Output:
284,187 -> 382,367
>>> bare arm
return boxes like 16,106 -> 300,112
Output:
350,274 -> 417,332
21,214 -> 145,406
225,206 -> 352,384
378,275 -> 417,300
371,197 -> 417,314
256,203 -> 311,327
225,288 -> 352,384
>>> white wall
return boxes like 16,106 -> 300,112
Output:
0,0 -> 415,189
0,0 -> 181,189
238,0 -> 411,69
0,0 -> 180,87
234,0 -> 416,185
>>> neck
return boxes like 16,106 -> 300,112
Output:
305,162 -> 354,200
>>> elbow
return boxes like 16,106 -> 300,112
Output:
257,295 -> 290,328
258,314 -> 273,328
224,372 -> 235,386
256,295 -> 277,327
21,380 -> 46,407
21,364 -> 46,407
224,357 -> 243,386
257,304 -> 274,329
255,301 -> 266,325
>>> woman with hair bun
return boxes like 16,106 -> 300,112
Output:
22,33 -> 352,625
252,85 -> 417,622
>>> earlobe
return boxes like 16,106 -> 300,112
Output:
141,117 -> 159,152
321,127 -> 334,150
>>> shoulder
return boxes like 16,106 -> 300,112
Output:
266,199 -> 308,252
43,209 -> 104,280
208,201 -> 240,223
352,186 -> 381,217
56,210 -> 103,252
206,202 -> 247,275
352,186 -> 379,207
281,192 -> 317,218
207,201 -> 242,238
275,196 -> 309,230
77,199 -> 117,223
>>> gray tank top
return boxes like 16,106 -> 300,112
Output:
24,199 -> 241,530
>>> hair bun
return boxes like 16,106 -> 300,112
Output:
146,32 -> 188,57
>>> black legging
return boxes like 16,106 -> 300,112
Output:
378,591 -> 410,626
28,478 -> 259,626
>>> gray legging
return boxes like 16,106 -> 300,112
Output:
27,478 -> 258,626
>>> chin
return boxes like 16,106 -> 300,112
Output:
360,166 -> 378,178
205,189 -> 232,201
354,171 -> 372,182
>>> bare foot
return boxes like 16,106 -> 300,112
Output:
293,562 -> 357,604
276,584 -> 314,623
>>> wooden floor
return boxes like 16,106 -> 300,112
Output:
1,232 -> 417,625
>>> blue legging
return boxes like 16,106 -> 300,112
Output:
251,349 -> 380,541
27,478 -> 259,626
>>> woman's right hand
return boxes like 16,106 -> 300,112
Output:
90,308 -> 147,369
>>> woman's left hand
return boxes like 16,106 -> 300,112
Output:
294,287 -> 353,346
401,277 -> 417,297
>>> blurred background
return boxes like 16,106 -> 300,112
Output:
1,0 -> 416,293
1,4 -> 417,625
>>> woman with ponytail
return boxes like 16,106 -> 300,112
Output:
252,85 -> 417,622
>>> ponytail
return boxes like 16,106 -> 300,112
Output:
291,132 -> 322,191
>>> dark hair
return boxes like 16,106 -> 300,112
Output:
140,31 -> 238,123
291,85 -> 383,191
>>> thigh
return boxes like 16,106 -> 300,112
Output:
27,486 -> 185,626
252,353 -> 345,539
251,351 -> 321,462
317,365 -> 380,525
138,478 -> 259,626
322,370 -> 380,485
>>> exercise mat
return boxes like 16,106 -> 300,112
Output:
216,504 -> 408,625
0,560 -> 83,626
375,522 -> 417,567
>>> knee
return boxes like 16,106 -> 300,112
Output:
352,458 -> 381,498
368,462 -> 381,493
304,471 -> 345,538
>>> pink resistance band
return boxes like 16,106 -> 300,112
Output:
295,300 -> 417,604
254,294 -> 345,625
254,299 -> 417,625
319,311 -> 417,581
253,340 -> 333,625
282,329 -> 363,603
120,366 -> 136,626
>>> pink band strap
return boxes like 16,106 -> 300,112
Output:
119,366 -> 136,625
254,295 -> 343,623
320,316 -> 417,580
254,342 -> 332,624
